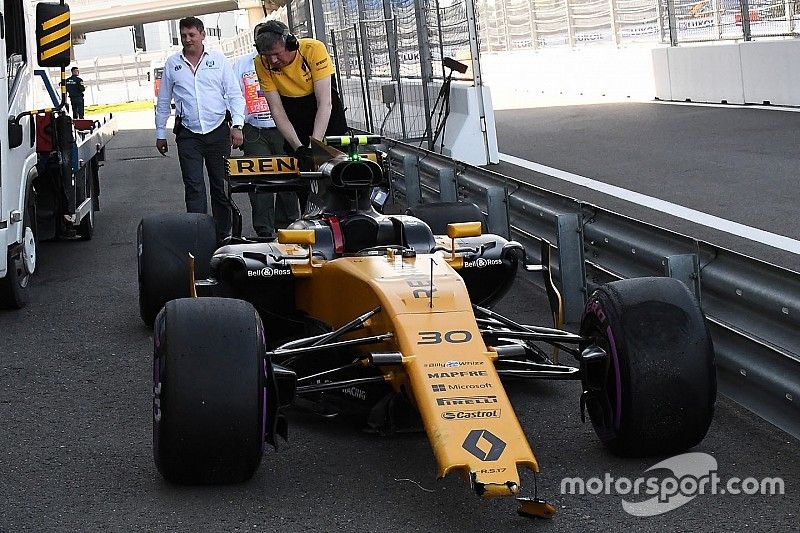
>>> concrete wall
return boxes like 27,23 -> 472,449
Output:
480,46 -> 658,109
653,40 -> 800,106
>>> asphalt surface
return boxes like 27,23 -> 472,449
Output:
1,112 -> 798,531
494,102 -> 800,271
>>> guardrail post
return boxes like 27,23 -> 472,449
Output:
403,154 -> 421,208
557,213 -> 587,324
665,253 -> 702,304
486,187 -> 509,239
438,167 -> 457,203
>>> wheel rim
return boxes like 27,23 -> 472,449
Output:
22,226 -> 36,277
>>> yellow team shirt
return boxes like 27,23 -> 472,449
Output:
255,38 -> 335,98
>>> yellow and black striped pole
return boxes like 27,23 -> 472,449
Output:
36,1 -> 72,110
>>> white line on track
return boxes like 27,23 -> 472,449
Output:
499,152 -> 800,255
652,100 -> 800,113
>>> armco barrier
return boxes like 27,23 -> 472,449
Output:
383,139 -> 800,440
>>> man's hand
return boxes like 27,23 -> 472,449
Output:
294,145 -> 314,172
156,139 -> 168,156
230,127 -> 243,149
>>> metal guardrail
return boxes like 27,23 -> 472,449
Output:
382,138 -> 800,441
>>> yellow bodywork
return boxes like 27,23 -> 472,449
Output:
289,247 -> 539,498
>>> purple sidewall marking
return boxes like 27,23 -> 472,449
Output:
261,359 -> 268,454
606,325 -> 622,430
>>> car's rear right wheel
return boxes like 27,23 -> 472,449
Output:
137,213 -> 217,327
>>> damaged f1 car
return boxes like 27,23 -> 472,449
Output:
137,135 -> 716,517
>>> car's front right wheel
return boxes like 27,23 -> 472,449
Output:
579,277 -> 716,457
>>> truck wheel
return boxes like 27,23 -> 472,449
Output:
0,185 -> 37,309
77,168 -> 95,241
138,213 -> 217,327
579,277 -> 716,457
405,201 -> 485,235
153,297 -> 268,484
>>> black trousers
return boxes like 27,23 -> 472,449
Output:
70,98 -> 84,119
175,123 -> 232,240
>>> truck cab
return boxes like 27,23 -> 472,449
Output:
0,1 -> 116,308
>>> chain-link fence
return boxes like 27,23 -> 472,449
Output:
478,0 -> 800,49
315,0 -> 479,145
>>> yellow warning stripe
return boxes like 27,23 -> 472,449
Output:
41,41 -> 71,61
42,11 -> 70,30
40,25 -> 71,46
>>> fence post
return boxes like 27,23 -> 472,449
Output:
557,213 -> 587,325
666,0 -> 679,46
311,0 -> 328,46
119,55 -> 130,102
438,167 -> 457,202
739,0 -> 752,41
665,253 -> 702,304
486,187 -> 509,239
413,0 -> 434,149
527,0 -> 539,49
609,0 -> 620,46
565,1 -> 576,48
403,154 -> 422,207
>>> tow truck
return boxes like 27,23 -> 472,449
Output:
0,1 -> 117,308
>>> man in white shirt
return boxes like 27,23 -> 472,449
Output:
155,16 -> 245,242
233,23 -> 299,238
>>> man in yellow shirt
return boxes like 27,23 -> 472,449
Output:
254,21 -> 348,173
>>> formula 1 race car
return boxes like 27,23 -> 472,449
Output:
137,136 -> 716,518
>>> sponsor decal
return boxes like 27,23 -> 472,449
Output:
228,157 -> 298,176
424,360 -> 485,368
431,384 -> 446,392
462,429 -> 506,461
247,267 -> 292,277
441,409 -> 501,421
341,387 -> 366,400
427,370 -> 488,379
464,258 -> 502,269
436,395 -> 498,406
447,382 -> 492,391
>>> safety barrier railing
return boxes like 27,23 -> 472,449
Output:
382,138 -> 800,440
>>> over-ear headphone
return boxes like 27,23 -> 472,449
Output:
256,24 -> 299,52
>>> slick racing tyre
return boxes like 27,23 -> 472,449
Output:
153,297 -> 268,484
405,201 -> 485,235
579,277 -> 716,457
137,213 -> 217,327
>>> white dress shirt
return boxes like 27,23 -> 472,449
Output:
234,52 -> 276,130
155,48 -> 245,139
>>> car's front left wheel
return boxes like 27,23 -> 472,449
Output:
153,297 -> 268,484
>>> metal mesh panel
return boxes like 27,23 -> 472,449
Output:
617,0 -> 661,42
474,0 -> 799,49
572,0 -> 614,45
744,0 -> 798,37
532,0 -> 572,47
289,0 -> 314,37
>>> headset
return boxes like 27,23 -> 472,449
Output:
256,23 -> 299,52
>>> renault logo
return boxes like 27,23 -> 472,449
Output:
462,429 -> 506,461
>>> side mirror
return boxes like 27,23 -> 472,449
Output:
8,120 -> 23,149
36,3 -> 72,68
